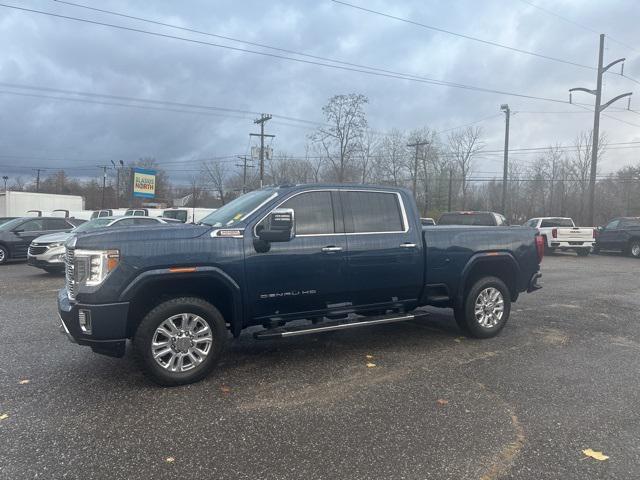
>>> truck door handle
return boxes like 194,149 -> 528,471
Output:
321,246 -> 343,253
399,243 -> 417,248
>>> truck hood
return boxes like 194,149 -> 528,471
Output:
32,232 -> 73,244
73,224 -> 211,249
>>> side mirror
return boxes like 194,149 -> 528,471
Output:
257,208 -> 295,243
13,228 -> 24,234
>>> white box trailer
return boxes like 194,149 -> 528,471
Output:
0,191 -> 85,217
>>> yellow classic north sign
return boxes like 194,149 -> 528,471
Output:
132,168 -> 156,198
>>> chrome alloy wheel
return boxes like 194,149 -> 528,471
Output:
474,287 -> 505,328
0,248 -> 5,263
632,243 -> 640,258
151,313 -> 213,372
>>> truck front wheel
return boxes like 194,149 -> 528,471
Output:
133,297 -> 227,386
455,276 -> 511,338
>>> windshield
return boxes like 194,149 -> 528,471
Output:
438,213 -> 495,226
72,217 -> 114,233
0,218 -> 26,231
163,210 -> 188,222
200,189 -> 277,227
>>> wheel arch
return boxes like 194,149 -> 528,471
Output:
457,253 -> 520,308
121,267 -> 243,338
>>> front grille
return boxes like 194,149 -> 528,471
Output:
65,247 -> 76,300
29,245 -> 48,256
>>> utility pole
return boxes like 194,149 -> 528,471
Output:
250,114 -> 274,188
500,104 -> 510,217
447,168 -> 453,212
235,156 -> 255,194
110,160 -> 124,209
407,140 -> 430,202
34,168 -> 41,192
570,33 -> 632,226
2,175 -> 8,191
97,165 -> 109,209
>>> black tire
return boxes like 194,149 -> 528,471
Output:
455,276 -> 511,339
592,245 -> 600,254
629,240 -> 640,259
43,266 -> 64,274
133,297 -> 227,386
576,248 -> 590,257
0,245 -> 8,265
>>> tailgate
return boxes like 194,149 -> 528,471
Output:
556,228 -> 594,241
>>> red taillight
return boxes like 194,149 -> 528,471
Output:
551,228 -> 557,239
535,235 -> 545,263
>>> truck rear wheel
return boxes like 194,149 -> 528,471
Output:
133,297 -> 227,386
455,276 -> 511,338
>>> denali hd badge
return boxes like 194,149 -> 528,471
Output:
260,290 -> 317,299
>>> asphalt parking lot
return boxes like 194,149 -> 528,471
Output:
1,253 -> 639,480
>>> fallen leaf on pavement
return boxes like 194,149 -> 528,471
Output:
436,399 -> 449,406
366,354 -> 374,360
583,449 -> 609,461
18,379 -> 30,385
0,414 -> 8,421
366,362 -> 376,368
220,385 -> 231,394
165,457 -> 175,463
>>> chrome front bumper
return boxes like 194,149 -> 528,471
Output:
58,314 -> 77,344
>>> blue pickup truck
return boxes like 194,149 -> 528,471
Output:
58,184 -> 543,385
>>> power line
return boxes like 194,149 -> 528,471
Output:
0,3 -> 576,105
518,0 -> 638,53
331,0 -> 596,71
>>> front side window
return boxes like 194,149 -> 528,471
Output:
344,191 -> 404,233
19,219 -> 44,231
605,219 -> 620,230
279,191 -> 335,235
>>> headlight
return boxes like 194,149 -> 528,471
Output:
48,242 -> 64,249
74,249 -> 120,286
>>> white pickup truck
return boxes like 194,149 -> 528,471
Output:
524,217 -> 595,256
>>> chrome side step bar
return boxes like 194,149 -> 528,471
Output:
254,312 -> 427,340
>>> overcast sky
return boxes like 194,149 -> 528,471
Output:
0,0 -> 638,187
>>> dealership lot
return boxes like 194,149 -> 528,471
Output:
0,254 -> 639,479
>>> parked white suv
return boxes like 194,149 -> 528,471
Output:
524,217 -> 595,256
28,216 -> 180,273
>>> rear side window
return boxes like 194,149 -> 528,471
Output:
619,219 -> 640,228
438,213 -> 494,226
113,218 -> 136,227
344,191 -> 404,233
44,218 -> 72,230
540,218 -> 573,228
525,219 -> 538,227
280,191 -> 335,235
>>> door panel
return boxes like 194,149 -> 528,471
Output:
341,190 -> 423,309
244,190 -> 349,321
12,218 -> 46,257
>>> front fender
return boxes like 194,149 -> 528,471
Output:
119,266 -> 243,337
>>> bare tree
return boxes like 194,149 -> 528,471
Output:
312,93 -> 368,182
570,130 -> 607,224
448,127 -> 484,209
357,128 -> 379,184
202,159 -> 228,205
377,129 -> 407,186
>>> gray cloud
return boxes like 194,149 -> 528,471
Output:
0,0 -> 638,186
